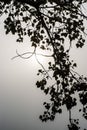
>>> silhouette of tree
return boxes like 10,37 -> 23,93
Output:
0,0 -> 87,129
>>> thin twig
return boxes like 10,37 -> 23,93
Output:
11,48 -> 36,60
71,69 -> 82,77
11,50 -> 53,60
35,53 -> 52,80
70,71 -> 80,83
40,5 -> 58,9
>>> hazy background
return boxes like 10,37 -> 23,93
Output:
0,14 -> 87,130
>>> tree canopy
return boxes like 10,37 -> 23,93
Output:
0,0 -> 87,130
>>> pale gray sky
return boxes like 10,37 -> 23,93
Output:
0,11 -> 87,130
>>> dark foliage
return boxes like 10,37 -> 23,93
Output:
0,0 -> 87,129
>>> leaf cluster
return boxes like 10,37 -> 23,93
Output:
0,0 -> 87,130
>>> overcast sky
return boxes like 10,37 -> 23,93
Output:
0,11 -> 87,130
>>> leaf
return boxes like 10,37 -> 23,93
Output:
41,29 -> 44,34
73,63 -> 77,67
44,88 -> 49,95
45,104 -> 50,110
36,81 -> 41,88
58,109 -> 62,114
40,45 -> 45,50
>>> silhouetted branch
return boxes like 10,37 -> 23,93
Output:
36,7 -> 53,44
40,5 -> 58,9
69,110 -> 72,124
70,71 -> 81,83
71,69 -> 82,77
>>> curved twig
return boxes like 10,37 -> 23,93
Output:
11,49 -> 53,60
35,53 -> 52,80
11,48 -> 36,60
